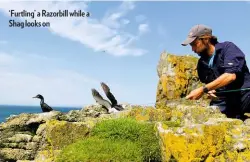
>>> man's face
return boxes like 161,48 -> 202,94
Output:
190,38 -> 208,56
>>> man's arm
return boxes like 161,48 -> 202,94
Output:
186,73 -> 236,100
204,72 -> 236,91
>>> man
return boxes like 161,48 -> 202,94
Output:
182,24 -> 250,120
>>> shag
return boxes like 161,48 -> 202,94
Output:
33,94 -> 53,112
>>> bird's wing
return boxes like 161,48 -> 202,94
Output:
101,82 -> 118,107
91,88 -> 111,110
42,103 -> 53,112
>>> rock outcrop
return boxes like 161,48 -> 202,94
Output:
157,107 -> 250,162
156,51 -> 209,108
0,104 -> 125,161
2,102 -> 250,162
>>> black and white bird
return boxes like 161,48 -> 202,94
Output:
100,82 -> 124,111
33,94 -> 53,112
91,82 -> 124,113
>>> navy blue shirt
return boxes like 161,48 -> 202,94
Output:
198,41 -> 250,91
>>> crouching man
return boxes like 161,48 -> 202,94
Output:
182,24 -> 250,120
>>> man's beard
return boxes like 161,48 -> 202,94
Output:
198,51 -> 207,57
197,46 -> 209,58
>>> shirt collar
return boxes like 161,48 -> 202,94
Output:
199,42 -> 222,60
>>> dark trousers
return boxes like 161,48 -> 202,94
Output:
210,91 -> 250,121
238,91 -> 250,120
210,99 -> 227,112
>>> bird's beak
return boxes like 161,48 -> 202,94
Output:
32,96 -> 37,98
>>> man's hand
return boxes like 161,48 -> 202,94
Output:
207,90 -> 218,99
185,87 -> 204,100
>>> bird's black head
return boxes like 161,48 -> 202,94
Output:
33,94 -> 44,100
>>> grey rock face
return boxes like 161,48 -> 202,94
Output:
0,111 -> 61,161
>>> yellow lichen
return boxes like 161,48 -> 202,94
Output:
35,150 -> 61,162
45,119 -> 90,150
127,107 -> 171,122
225,150 -> 238,161
239,151 -> 250,161
205,155 -> 215,162
158,121 -> 239,162
161,74 -> 169,96
156,53 -> 211,108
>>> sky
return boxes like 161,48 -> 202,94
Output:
0,1 -> 249,107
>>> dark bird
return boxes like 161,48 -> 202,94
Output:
33,94 -> 53,112
101,82 -> 124,111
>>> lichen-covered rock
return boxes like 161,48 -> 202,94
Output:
1,102 -> 250,162
154,52 -> 250,161
156,51 -> 208,108
34,150 -> 61,162
3,111 -> 62,127
38,120 -> 91,150
58,104 -> 110,122
7,134 -> 33,143
0,108 -> 99,161
126,106 -> 172,122
0,111 -> 63,161
26,120 -> 92,161
157,110 -> 250,162
0,148 -> 34,161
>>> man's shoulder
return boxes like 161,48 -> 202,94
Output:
216,41 -> 244,54
215,41 -> 236,49
218,41 -> 234,44
216,41 -> 245,58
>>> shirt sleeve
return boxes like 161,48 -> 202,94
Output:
223,42 -> 246,74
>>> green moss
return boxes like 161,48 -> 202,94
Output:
56,137 -> 143,162
57,118 -> 162,162
90,118 -> 162,162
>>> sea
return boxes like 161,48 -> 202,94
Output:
0,105 -> 82,123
